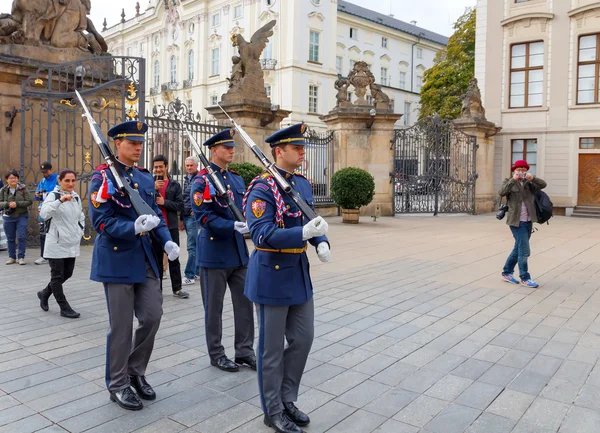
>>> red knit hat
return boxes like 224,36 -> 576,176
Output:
511,159 -> 530,172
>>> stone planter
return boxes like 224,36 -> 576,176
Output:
341,208 -> 360,224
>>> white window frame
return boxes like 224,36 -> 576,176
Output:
350,27 -> 358,39
212,13 -> 220,27
234,5 -> 243,19
211,95 -> 218,106
336,56 -> 343,76
153,60 -> 160,89
188,50 -> 194,81
211,48 -> 220,76
404,102 -> 411,125
399,71 -> 406,89
381,67 -> 388,86
265,85 -> 272,98
308,85 -> 319,113
382,37 -> 388,48
416,48 -> 423,59
309,30 -> 320,63
170,55 -> 177,83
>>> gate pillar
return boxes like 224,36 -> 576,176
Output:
454,117 -> 501,214
320,109 -> 402,217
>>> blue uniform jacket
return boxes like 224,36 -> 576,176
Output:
244,168 -> 328,306
190,163 -> 249,269
88,163 -> 172,284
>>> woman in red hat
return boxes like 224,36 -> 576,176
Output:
498,160 -> 547,288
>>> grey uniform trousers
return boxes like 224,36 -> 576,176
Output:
257,298 -> 314,416
103,261 -> 163,393
200,266 -> 254,360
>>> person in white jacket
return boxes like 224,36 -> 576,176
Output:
37,169 -> 85,318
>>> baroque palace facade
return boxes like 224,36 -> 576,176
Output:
102,0 -> 447,129
477,0 -> 600,212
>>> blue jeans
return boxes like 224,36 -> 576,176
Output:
183,216 -> 200,279
503,221 -> 533,281
3,214 -> 28,260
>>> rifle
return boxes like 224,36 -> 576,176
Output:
74,90 -> 157,221
174,113 -> 245,222
216,103 -> 319,221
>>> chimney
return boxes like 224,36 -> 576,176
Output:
410,20 -> 417,25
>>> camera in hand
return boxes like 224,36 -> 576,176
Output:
4,207 -> 16,216
154,175 -> 164,181
496,204 -> 509,220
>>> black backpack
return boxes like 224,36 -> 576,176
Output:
529,184 -> 553,224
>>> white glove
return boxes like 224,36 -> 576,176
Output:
302,216 -> 328,240
164,240 -> 180,261
234,221 -> 249,234
134,215 -> 160,234
316,242 -> 331,263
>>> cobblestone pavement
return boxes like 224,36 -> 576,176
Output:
1,215 -> 600,432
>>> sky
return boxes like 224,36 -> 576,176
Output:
0,0 -> 475,37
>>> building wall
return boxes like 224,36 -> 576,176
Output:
477,0 -> 600,208
103,0 -> 445,131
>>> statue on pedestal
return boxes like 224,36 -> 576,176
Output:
334,77 -> 351,108
222,19 -> 276,104
370,82 -> 390,109
347,61 -> 374,105
0,0 -> 107,54
460,78 -> 486,121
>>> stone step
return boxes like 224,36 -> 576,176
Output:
571,212 -> 600,219
573,208 -> 600,215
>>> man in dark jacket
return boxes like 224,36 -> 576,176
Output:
153,155 -> 188,298
180,156 -> 200,286
498,159 -> 547,288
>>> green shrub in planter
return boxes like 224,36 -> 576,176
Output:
330,167 -> 375,209
228,162 -> 264,188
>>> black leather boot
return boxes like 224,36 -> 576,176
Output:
37,286 -> 51,312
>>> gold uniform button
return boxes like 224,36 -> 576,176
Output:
227,185 -> 231,189
275,265 -> 280,270
292,181 -> 295,185
113,246 -> 118,251
210,237 -> 214,241
133,183 -> 138,188
223,176 -> 227,179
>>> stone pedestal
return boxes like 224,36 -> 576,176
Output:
321,108 -> 402,217
206,101 -> 291,165
454,117 -> 502,214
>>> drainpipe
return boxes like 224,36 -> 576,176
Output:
410,32 -> 425,92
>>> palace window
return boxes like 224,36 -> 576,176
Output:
170,55 -> 177,83
153,60 -> 160,89
308,85 -> 318,113
188,50 -> 194,81
211,48 -> 220,76
381,67 -> 388,86
382,37 -> 388,48
309,30 -> 320,63
399,71 -> 406,89
510,41 -> 544,108
336,56 -> 343,76
234,5 -> 242,18
577,34 -> 600,104
511,139 -> 537,175
580,138 -> 600,149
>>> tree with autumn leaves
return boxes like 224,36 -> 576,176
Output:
419,8 -> 476,120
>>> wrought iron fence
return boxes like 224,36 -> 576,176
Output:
145,98 -> 227,187
393,115 -> 478,215
298,129 -> 335,204
18,56 -> 145,245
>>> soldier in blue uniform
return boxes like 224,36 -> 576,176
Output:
190,129 -> 256,372
244,123 -> 331,433
88,121 -> 180,411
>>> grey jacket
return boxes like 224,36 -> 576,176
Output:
498,176 -> 547,227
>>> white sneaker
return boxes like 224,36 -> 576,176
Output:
182,277 -> 195,286
5,258 -> 16,265
18,259 -> 25,265
34,257 -> 48,265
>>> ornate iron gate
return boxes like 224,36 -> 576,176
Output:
299,129 -> 335,204
19,56 -> 145,245
393,115 -> 478,215
145,98 -> 227,187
